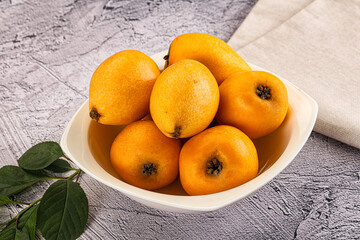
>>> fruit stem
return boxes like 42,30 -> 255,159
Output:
170,126 -> 181,138
63,154 -> 73,162
206,157 -> 223,176
67,169 -> 82,180
89,108 -> 101,121
256,84 -> 271,100
75,169 -> 82,182
142,163 -> 157,176
12,200 -> 31,205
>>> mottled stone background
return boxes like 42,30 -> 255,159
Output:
1,0 -> 359,239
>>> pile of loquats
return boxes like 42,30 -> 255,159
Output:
89,33 -> 288,196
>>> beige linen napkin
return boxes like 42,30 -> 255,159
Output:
228,0 -> 314,49
228,0 -> 360,149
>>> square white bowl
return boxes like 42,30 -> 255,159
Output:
60,51 -> 318,213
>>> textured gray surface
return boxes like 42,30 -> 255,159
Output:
1,0 -> 360,239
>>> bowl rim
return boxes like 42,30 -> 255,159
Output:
60,53 -> 318,212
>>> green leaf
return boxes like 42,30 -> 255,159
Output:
18,142 -> 64,171
18,205 -> 38,240
0,166 -> 48,196
15,229 -> 29,240
45,159 -> 72,173
0,220 -> 16,240
0,196 -> 17,206
37,180 -> 88,240
0,205 -> 38,240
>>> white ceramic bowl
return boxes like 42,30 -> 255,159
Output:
60,51 -> 318,213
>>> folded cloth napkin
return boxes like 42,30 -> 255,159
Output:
228,0 -> 360,149
228,0 -> 314,49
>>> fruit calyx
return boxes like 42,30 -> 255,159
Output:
142,162 -> 157,176
89,108 -> 101,122
256,84 -> 271,100
164,46 -> 171,68
170,126 -> 181,138
206,157 -> 223,176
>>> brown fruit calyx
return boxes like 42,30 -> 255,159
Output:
89,108 -> 101,122
163,54 -> 169,68
206,157 -> 223,176
164,45 -> 171,68
170,126 -> 181,138
142,162 -> 157,176
256,84 -> 271,100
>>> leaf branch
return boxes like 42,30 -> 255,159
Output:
0,198 -> 41,229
